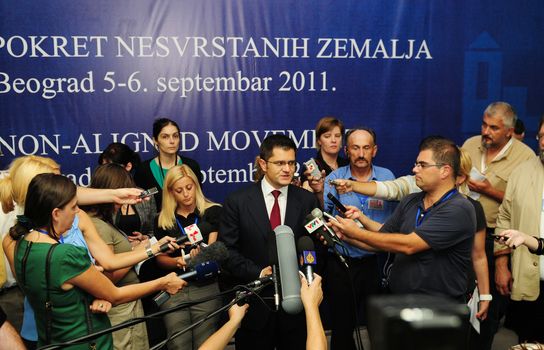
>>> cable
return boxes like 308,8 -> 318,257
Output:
150,281 -> 272,350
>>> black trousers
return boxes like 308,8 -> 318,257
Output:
470,228 -> 510,350
323,253 -> 380,350
507,281 -> 544,343
234,307 -> 306,350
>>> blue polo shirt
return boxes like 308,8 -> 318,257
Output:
324,164 -> 397,258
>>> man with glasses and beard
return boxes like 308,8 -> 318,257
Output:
493,116 -> 544,344
462,102 -> 534,349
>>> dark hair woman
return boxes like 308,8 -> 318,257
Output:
5,173 -> 184,350
134,118 -> 202,211
83,163 -> 156,349
98,142 -> 141,174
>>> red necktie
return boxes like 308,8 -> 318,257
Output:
270,190 -> 281,230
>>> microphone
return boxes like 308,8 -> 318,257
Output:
153,260 -> 220,307
297,236 -> 316,285
274,225 -> 303,315
305,210 -> 349,268
311,208 -> 343,245
246,275 -> 274,288
184,241 -> 229,267
157,222 -> 215,254
268,233 -> 280,311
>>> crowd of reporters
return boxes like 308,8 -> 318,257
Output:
1,107 -> 543,350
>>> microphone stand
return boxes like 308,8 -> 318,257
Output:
150,280 -> 273,350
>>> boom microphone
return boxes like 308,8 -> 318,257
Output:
153,261 -> 220,307
274,225 -> 303,314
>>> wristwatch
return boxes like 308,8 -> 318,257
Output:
146,247 -> 154,258
479,294 -> 493,301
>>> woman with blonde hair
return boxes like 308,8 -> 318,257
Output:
154,164 -> 222,350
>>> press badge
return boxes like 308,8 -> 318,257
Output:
368,199 -> 384,210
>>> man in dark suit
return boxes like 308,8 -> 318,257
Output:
220,134 -> 320,350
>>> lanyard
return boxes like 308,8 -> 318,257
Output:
36,228 -> 64,244
175,216 -> 199,237
415,188 -> 457,228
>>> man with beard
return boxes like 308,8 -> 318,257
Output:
311,128 -> 396,350
493,116 -> 544,343
462,101 -> 534,349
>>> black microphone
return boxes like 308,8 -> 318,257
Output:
311,208 -> 343,245
158,235 -> 189,254
297,236 -> 316,285
158,222 -> 218,254
268,233 -> 280,311
246,275 -> 274,288
153,261 -> 220,307
184,241 -> 229,267
274,225 -> 303,314
305,210 -> 349,268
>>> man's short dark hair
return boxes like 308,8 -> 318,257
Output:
259,134 -> 297,161
419,136 -> 460,178
345,127 -> 377,146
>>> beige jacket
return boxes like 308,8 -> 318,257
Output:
462,136 -> 535,228
495,156 -> 543,301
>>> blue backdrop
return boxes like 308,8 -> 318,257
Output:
1,0 -> 543,202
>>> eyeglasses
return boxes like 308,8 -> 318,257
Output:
414,162 -> 445,169
265,160 -> 297,168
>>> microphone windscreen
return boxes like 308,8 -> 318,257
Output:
311,208 -> 323,219
297,236 -> 315,253
274,225 -> 303,314
187,241 -> 229,268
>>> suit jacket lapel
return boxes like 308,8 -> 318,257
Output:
247,183 -> 272,239
284,186 -> 302,230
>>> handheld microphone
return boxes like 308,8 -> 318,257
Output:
153,260 -> 220,307
306,210 -> 349,268
184,241 -> 229,267
274,225 -> 303,315
158,222 -> 215,254
310,208 -> 343,245
297,236 -> 316,285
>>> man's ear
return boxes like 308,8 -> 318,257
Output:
257,157 -> 267,172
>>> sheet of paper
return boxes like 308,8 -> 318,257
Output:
467,285 -> 480,333
468,167 -> 486,200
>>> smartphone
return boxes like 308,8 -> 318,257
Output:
304,158 -> 322,180
327,193 -> 348,214
490,234 -> 504,241
139,187 -> 158,199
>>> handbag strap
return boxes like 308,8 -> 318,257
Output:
44,243 -> 59,345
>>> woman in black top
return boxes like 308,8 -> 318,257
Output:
134,118 -> 202,211
154,164 -> 221,350
302,116 -> 349,191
